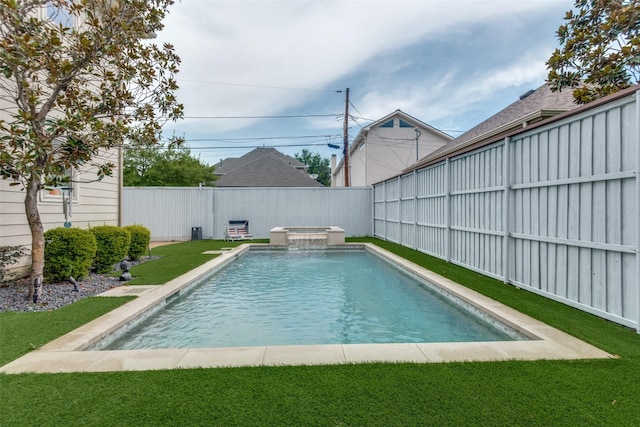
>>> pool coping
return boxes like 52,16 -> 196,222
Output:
0,243 -> 613,373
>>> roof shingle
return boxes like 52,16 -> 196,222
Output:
215,148 -> 322,187
415,84 -> 578,168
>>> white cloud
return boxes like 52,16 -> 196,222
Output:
155,0 -> 571,160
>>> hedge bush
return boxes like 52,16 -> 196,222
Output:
44,228 -> 97,282
91,225 -> 131,273
123,225 -> 151,261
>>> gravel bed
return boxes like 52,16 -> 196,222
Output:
0,257 -> 159,313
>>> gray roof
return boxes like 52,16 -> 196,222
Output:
216,148 -> 306,175
215,149 -> 323,187
411,84 -> 578,169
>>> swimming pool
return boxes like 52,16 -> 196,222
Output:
0,243 -> 612,373
99,249 -> 526,350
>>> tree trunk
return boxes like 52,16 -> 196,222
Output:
25,178 -> 45,301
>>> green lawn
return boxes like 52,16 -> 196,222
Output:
0,297 -> 134,366
1,238 -> 639,426
128,239 -> 267,285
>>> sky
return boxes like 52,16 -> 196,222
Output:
154,0 -> 573,166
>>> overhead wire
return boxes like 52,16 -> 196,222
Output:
179,134 -> 341,143
124,136 -> 343,151
344,99 -> 451,168
177,79 -> 338,93
182,114 -> 341,119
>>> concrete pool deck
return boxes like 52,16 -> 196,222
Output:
0,243 -> 613,374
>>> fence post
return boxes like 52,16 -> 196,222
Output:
414,170 -> 418,250
502,137 -> 512,284
370,186 -> 375,238
214,188 -> 219,239
445,158 -> 451,262
399,176 -> 403,245
383,180 -> 387,240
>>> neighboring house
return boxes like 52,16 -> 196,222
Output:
407,83 -> 579,171
214,148 -> 323,187
332,110 -> 453,187
0,3 -> 122,278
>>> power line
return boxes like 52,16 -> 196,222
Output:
188,142 -> 338,150
178,135 -> 340,142
348,114 -> 465,134
181,134 -> 341,142
183,114 -> 341,119
178,79 -> 338,93
123,141 -> 341,151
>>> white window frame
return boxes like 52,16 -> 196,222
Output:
39,168 -> 79,204
45,1 -> 75,28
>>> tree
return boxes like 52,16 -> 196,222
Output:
0,0 -> 183,299
124,146 -> 217,186
547,0 -> 640,104
295,149 -> 331,186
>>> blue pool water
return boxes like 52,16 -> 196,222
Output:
104,250 -> 523,349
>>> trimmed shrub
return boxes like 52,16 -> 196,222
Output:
123,225 -> 151,261
91,225 -> 131,273
44,228 -> 97,282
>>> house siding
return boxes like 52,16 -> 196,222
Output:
0,149 -> 121,276
361,125 -> 449,186
0,4 -> 122,277
333,112 -> 452,187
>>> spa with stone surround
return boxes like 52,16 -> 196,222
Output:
269,226 -> 345,247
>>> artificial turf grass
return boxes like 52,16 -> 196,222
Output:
1,360 -> 639,426
0,297 -> 133,366
127,239 -> 267,285
2,237 -> 640,425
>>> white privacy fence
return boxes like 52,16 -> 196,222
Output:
374,91 -> 640,331
123,187 -> 372,241
122,91 -> 639,331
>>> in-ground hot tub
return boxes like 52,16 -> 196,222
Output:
269,226 -> 345,247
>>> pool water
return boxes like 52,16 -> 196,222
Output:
104,250 -> 523,349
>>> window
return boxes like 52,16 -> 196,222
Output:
47,1 -> 74,27
40,168 -> 77,203
399,120 -> 413,128
380,120 -> 394,128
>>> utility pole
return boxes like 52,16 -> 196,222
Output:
343,87 -> 350,187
